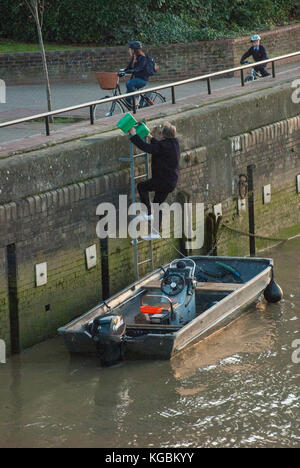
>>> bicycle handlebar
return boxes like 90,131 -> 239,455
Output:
118,69 -> 133,77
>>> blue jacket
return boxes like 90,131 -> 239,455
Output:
125,55 -> 149,81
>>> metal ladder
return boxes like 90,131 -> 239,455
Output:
120,141 -> 154,281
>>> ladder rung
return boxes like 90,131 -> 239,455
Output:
131,239 -> 153,245
134,174 -> 147,180
133,153 -> 148,159
137,259 -> 152,266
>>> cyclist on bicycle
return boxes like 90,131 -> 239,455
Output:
240,34 -> 270,77
122,41 -> 151,105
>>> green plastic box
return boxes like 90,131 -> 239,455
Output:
135,122 -> 150,139
117,113 -> 137,134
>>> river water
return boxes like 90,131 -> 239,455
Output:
0,239 -> 300,448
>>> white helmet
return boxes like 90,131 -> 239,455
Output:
251,34 -> 261,42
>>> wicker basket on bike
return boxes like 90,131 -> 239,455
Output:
96,72 -> 119,90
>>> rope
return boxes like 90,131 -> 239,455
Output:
206,229 -> 224,256
151,225 -> 223,259
221,224 -> 288,242
150,220 -> 298,263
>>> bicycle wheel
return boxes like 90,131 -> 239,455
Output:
93,96 -> 125,119
139,91 -> 166,108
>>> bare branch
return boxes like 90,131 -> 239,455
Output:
24,0 -> 35,18
23,0 -> 52,114
24,0 -> 45,29
38,0 -> 45,29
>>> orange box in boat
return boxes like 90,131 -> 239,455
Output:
141,306 -> 163,314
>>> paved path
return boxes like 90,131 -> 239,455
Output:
0,62 -> 299,149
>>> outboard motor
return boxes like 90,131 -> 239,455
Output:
91,315 -> 126,366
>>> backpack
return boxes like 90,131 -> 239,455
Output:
145,55 -> 157,76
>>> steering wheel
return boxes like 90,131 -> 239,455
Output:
161,273 -> 186,297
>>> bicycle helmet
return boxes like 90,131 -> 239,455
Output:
250,34 -> 261,42
128,41 -> 142,50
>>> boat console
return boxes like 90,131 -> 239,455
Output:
138,259 -> 197,327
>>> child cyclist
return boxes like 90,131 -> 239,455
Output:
240,34 -> 270,77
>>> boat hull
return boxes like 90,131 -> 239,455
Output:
123,264 -> 271,359
58,256 -> 274,361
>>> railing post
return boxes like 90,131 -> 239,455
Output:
207,78 -> 212,95
45,116 -> 50,136
132,96 -> 136,114
272,61 -> 276,78
90,105 -> 94,125
241,69 -> 245,87
171,86 -> 176,104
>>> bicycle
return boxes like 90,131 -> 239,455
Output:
93,70 -> 166,119
243,61 -> 265,82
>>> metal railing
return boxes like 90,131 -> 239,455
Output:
0,50 -> 299,137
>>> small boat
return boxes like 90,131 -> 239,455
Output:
58,256 -> 282,366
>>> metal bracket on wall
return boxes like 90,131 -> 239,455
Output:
35,262 -> 48,287
296,174 -> 300,194
237,198 -> 247,214
214,203 -> 222,219
263,184 -> 271,204
86,245 -> 97,270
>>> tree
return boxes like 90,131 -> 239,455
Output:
24,0 -> 53,116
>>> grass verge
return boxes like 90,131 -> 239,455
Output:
0,40 -> 95,54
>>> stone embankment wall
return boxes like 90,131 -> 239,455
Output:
0,79 -> 300,354
0,24 -> 299,85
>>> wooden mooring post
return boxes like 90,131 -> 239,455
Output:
247,164 -> 256,256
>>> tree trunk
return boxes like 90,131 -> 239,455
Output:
33,3 -> 53,120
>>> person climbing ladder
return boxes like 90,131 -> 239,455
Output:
129,122 -> 180,240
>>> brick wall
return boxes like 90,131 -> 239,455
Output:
0,24 -> 299,85
220,115 -> 300,255
0,247 -> 9,351
1,80 -> 300,353
0,185 -> 103,349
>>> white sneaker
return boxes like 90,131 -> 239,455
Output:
134,213 -> 154,222
141,232 -> 161,241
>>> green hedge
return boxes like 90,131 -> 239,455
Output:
1,0 -> 298,45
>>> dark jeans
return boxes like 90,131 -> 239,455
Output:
254,64 -> 270,77
137,179 -> 174,229
126,78 -> 148,105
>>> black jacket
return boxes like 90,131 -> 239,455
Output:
130,134 -> 180,188
241,45 -> 268,66
125,55 -> 149,81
